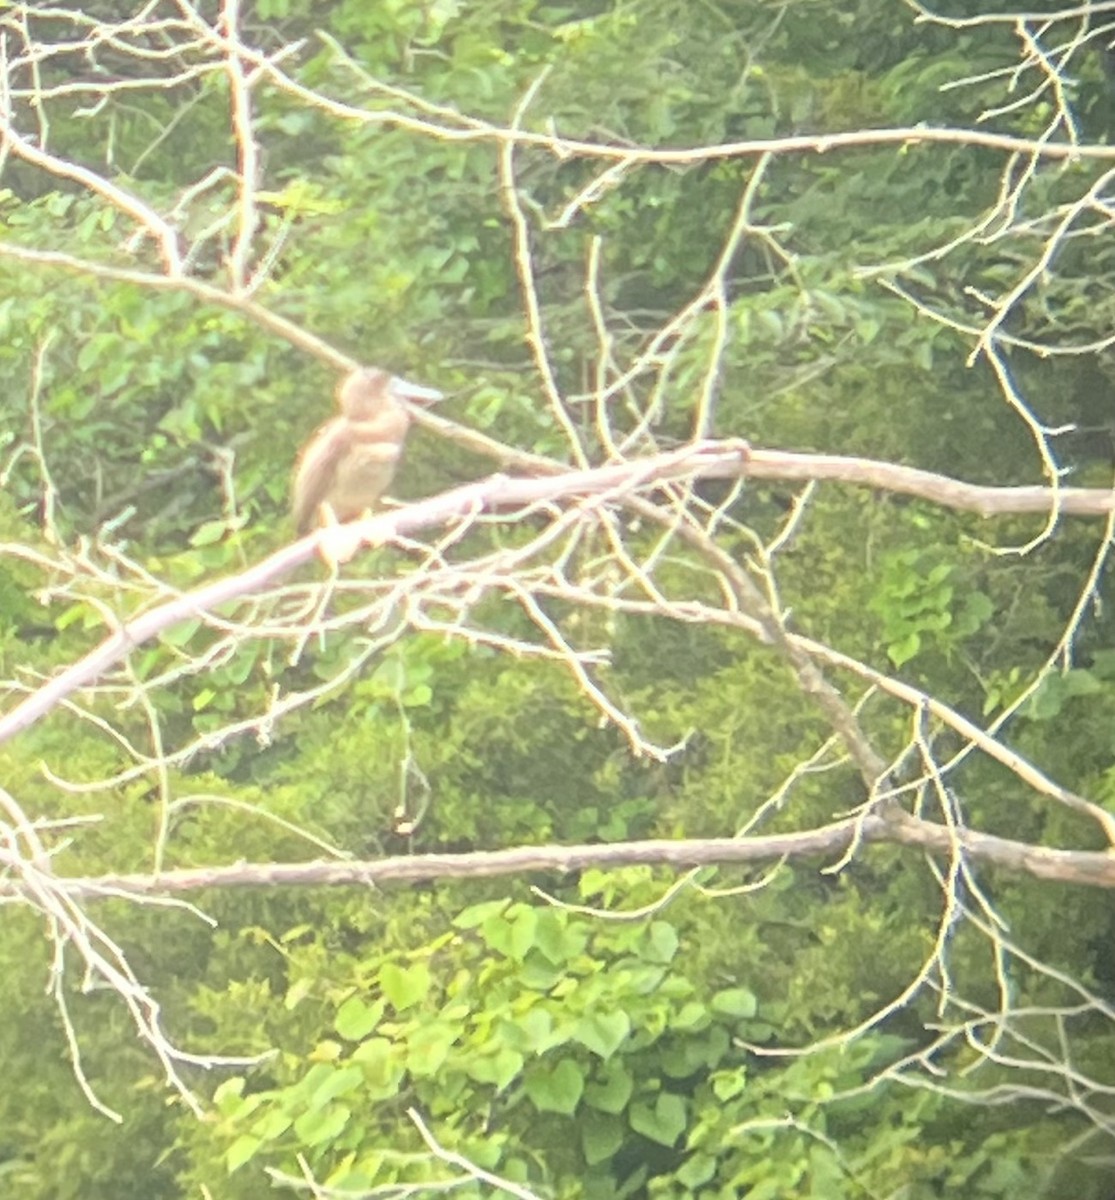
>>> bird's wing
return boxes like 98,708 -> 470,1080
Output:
292,418 -> 349,534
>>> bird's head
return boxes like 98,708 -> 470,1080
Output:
337,367 -> 444,420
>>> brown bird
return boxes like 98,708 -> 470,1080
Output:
292,367 -> 444,535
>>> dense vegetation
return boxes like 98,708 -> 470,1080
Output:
0,1 -> 1114,1197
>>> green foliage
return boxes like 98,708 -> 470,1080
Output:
184,886 -> 1061,1199
869,546 -> 993,668
194,894 -> 821,1194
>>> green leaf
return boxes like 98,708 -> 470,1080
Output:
854,318 -> 881,344
293,1103 -> 352,1147
351,1038 -> 405,1097
311,1066 -> 365,1106
671,1001 -> 710,1031
1025,669 -> 1104,722
955,590 -> 993,636
629,1093 -> 687,1147
524,1058 -> 584,1115
453,899 -> 511,929
379,961 -> 431,1011
711,1070 -> 746,1101
500,1006 -> 556,1053
582,1114 -> 624,1165
506,906 -> 539,960
250,1110 -> 293,1142
572,1010 -> 631,1059
659,1027 -> 730,1077
335,997 -> 385,1041
225,1135 -> 261,1173
404,683 -> 433,706
284,979 -> 313,1013
405,1022 -> 458,1077
584,1063 -> 634,1114
158,618 -> 201,649
710,987 -> 758,1019
643,921 -> 679,964
887,631 -> 920,667
676,1153 -> 717,1188
532,909 -> 587,965
212,1077 -> 246,1113
189,519 -> 228,547
466,1047 -> 524,1090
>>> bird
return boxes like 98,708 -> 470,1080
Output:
291,367 -> 444,536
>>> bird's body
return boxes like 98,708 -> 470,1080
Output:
292,368 -> 443,535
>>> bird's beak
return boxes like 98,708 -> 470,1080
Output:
390,376 -> 444,405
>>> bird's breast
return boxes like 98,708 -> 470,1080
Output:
327,441 -> 402,518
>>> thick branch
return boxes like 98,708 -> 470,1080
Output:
4,437 -> 1115,747
745,450 -> 1115,516
21,815 -> 1115,897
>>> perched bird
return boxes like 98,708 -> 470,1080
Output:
292,367 -> 444,535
